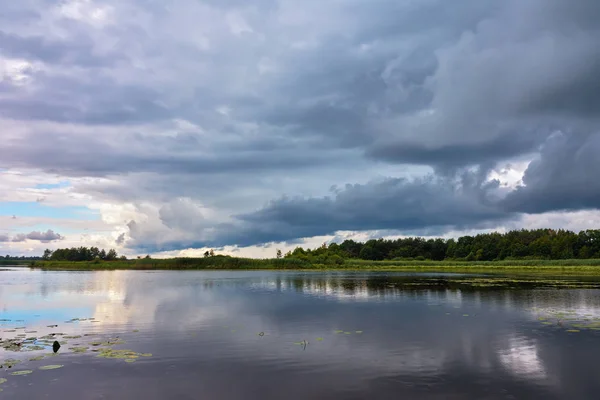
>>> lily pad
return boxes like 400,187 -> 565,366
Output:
0,378 -> 6,384
96,349 -> 149,360
10,370 -> 33,376
355,331 -> 363,334
125,359 -> 136,363
344,332 -> 352,334
566,329 -> 580,333
133,329 -> 139,333
39,365 -> 64,370
334,330 -> 344,334
69,346 -> 88,353
316,337 -> 324,341
2,359 -> 21,368
29,356 -> 45,361
24,345 -> 45,351
463,314 -> 470,317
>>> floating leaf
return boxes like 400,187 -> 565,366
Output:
69,346 -> 88,353
0,378 -> 6,384
29,356 -> 45,361
258,332 -> 265,336
463,314 -> 469,317
2,359 -> 21,368
132,330 -> 139,333
25,345 -> 45,351
344,332 -> 352,335
140,353 -> 152,357
316,337 -> 324,341
125,359 -> 136,363
566,329 -> 580,333
39,365 -> 64,370
63,335 -> 82,339
334,330 -> 344,334
10,370 -> 33,376
355,331 -> 363,334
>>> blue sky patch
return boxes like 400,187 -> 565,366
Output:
0,202 -> 99,221
34,180 -> 71,190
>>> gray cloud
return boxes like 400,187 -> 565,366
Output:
12,230 -> 64,243
503,132 -> 600,213
126,168 -> 515,251
2,0 -> 600,252
0,234 -> 10,242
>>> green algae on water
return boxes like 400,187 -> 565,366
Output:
96,348 -> 151,360
2,359 -> 21,368
39,365 -> 64,370
10,370 -> 33,376
24,345 -> 45,351
69,346 -> 88,353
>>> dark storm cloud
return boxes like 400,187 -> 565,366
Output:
503,132 -> 600,213
222,172 -> 508,247
368,132 -> 545,169
125,169 -> 513,251
3,0 -> 600,252
11,229 -> 64,243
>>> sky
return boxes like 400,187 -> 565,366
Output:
1,0 -> 600,258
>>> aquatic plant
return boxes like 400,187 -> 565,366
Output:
69,346 -> 88,353
10,370 -> 33,376
39,365 -> 64,370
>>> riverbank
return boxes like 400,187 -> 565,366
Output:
28,256 -> 600,274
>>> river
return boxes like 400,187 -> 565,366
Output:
1,268 -> 600,399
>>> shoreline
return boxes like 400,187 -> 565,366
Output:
26,259 -> 600,275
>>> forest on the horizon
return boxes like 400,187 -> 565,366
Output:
6,228 -> 600,264
281,229 -> 600,264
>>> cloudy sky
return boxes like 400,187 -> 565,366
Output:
1,0 -> 600,258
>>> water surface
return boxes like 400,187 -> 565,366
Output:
2,268 -> 600,399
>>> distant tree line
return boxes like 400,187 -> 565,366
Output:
283,229 -> 600,263
43,247 -> 126,261
0,255 -> 42,260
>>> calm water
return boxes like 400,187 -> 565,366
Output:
2,268 -> 600,399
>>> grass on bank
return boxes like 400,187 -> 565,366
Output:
28,255 -> 600,274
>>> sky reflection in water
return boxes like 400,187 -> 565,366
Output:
1,269 -> 600,399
